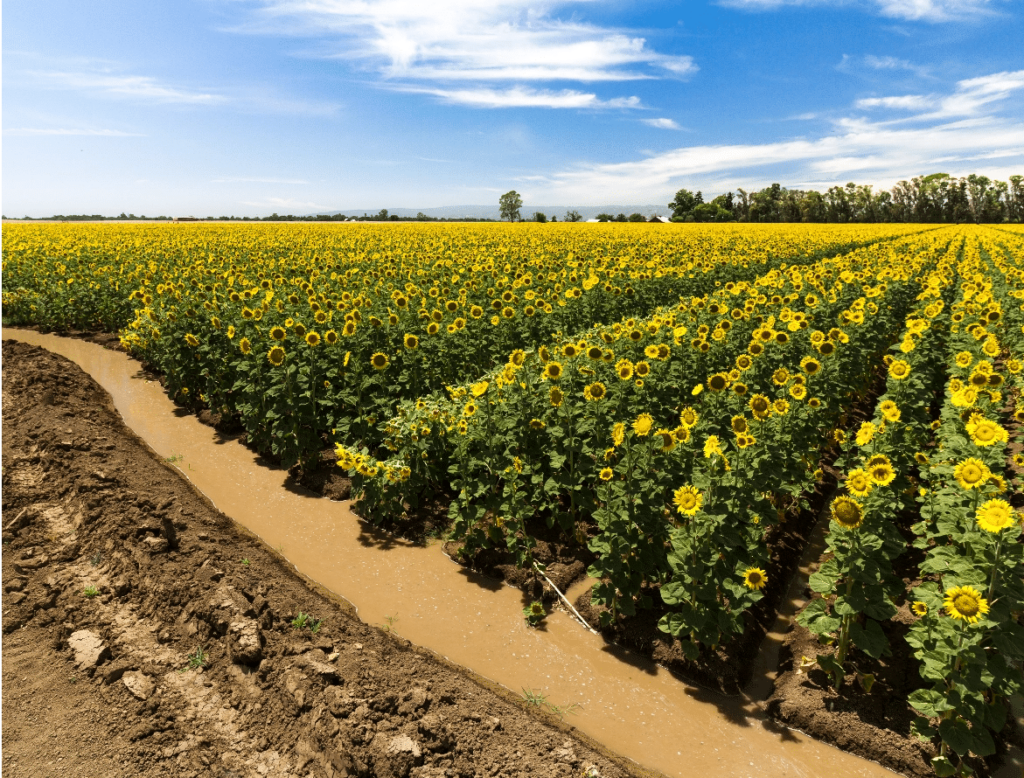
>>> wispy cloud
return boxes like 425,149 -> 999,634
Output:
721,0 -> 999,21
243,1 -> 696,82
4,127 -> 145,137
400,85 -> 642,109
855,69 -> 1024,118
642,117 -> 681,129
240,197 -> 334,211
531,69 -> 1024,203
31,70 -> 225,104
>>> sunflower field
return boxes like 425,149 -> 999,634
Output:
3,221 -> 1022,774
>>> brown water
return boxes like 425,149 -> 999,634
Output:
8,329 -> 1017,778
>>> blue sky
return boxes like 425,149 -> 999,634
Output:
3,0 -> 1023,216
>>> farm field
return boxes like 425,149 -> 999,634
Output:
3,221 -> 1024,777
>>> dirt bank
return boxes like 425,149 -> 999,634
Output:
1,338 -> 652,778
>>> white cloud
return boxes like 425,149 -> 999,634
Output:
528,69 -> 1024,203
4,127 -> 144,137
245,1 -> 696,83
240,197 -> 334,211
31,71 -> 225,104
856,69 -> 1024,119
401,85 -> 642,109
856,94 -> 934,110
721,0 -> 998,21
642,118 -> 681,129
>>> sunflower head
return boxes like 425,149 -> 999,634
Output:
954,457 -> 990,490
599,467 -> 614,481
944,585 -> 989,624
911,601 -> 928,617
371,352 -> 390,370
831,496 -> 864,530
673,485 -> 703,516
708,372 -> 729,392
404,333 -> 419,350
846,468 -> 873,498
584,381 -> 607,402
888,359 -> 911,380
549,386 -> 564,407
267,345 -> 286,366
749,394 -> 771,419
633,413 -> 654,437
742,567 -> 768,591
976,499 -> 1015,533
543,361 -> 564,381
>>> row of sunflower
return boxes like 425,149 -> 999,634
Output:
797,234 -> 963,690
336,227 -> 965,656
898,232 -> 1024,776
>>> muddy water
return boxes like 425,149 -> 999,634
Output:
4,331 -> 911,778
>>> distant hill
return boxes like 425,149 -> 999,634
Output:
314,205 -> 672,221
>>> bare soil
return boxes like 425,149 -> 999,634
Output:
1,339 -> 655,778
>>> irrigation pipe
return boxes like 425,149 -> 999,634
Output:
534,563 -> 599,635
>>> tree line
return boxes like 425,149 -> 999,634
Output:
668,173 -> 1024,223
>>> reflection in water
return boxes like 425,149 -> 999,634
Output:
9,329 -> 1009,778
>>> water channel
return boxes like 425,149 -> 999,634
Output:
5,329 -> 1019,778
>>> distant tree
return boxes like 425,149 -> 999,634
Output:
615,213 -> 627,222
499,191 -> 523,222
668,189 -> 698,220
533,211 -> 547,223
565,209 -> 582,222
377,209 -> 389,220
416,212 -> 426,221
627,213 -> 646,222
595,213 -> 614,222
550,214 -> 557,222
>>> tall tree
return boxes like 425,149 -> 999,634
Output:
499,191 -> 523,222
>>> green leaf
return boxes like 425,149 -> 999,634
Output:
938,717 -> 973,757
908,688 -> 948,718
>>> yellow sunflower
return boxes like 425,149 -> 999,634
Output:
976,499 -> 1015,533
742,567 -> 768,591
371,352 -> 390,370
954,458 -> 990,490
846,468 -> 873,498
633,414 -> 654,437
612,422 -> 626,447
673,485 -> 703,516
267,345 -> 286,366
943,585 -> 989,624
831,496 -> 864,530
966,415 -> 1008,447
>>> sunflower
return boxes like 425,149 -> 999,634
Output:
772,368 -> 790,386
976,499 -> 1015,533
371,352 -> 390,370
270,326 -> 287,341
731,415 -> 748,434
185,333 -> 200,347
773,398 -> 790,416
911,601 -> 928,617
644,344 -> 660,359
914,452 -> 929,465
879,400 -> 901,423
584,382 -> 607,402
703,435 -> 725,460
800,356 -> 821,375
612,422 -> 626,447
267,345 -> 286,366
586,345 -> 604,360
239,337 -> 252,355
732,382 -> 749,396
736,433 -> 756,449
846,469 -> 873,498
679,407 -> 699,429
855,421 -> 876,446
888,359 -> 911,380
529,418 -> 545,430
543,361 -> 564,381
562,343 -> 579,358
305,331 -> 321,347
227,325 -> 236,340
616,359 -> 634,380
599,467 -> 614,481
868,461 -> 896,487
633,414 -> 654,437
426,322 -> 440,335
404,333 -> 419,350
463,400 -> 477,418
635,361 -> 651,377
831,496 -> 864,530
966,415 -> 1008,447
550,387 -> 564,407
954,458 -> 990,490
789,384 -> 807,401
742,567 -> 768,591
471,380 -> 489,397
673,485 -> 703,516
655,428 -> 676,452
708,372 -> 729,392
324,329 -> 339,345
749,394 -> 771,420
944,585 -> 989,624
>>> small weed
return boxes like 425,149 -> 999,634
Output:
90,552 -> 104,567
522,687 -> 581,720
164,454 -> 184,463
69,675 -> 78,685
185,646 -> 208,671
381,614 -> 399,632
241,558 -> 250,566
83,585 -> 100,598
309,617 -> 323,634
291,612 -> 309,630
523,600 -> 546,626
292,612 -> 323,633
